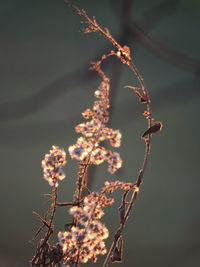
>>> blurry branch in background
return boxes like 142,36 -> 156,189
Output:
0,75 -> 199,151
0,76 -> 199,149
0,0 -> 199,123
134,0 -> 182,28
128,21 -> 200,73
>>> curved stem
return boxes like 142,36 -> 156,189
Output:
102,58 -> 152,266
102,139 -> 151,267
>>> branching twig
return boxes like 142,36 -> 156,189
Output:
30,2 -> 165,266
31,187 -> 58,265
103,141 -> 151,267
65,3 -> 154,266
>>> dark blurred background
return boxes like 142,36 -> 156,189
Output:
0,0 -> 200,266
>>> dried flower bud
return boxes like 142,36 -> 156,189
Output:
143,110 -> 151,119
142,121 -> 163,138
111,246 -> 122,262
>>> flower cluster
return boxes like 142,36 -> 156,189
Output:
42,145 -> 66,187
69,76 -> 122,173
58,192 -> 113,265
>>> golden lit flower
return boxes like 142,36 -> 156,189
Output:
42,145 -> 66,187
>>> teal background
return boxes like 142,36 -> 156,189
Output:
0,0 -> 200,266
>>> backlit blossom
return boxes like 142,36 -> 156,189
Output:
58,192 -> 113,265
107,152 -> 122,174
69,75 -> 122,173
68,137 -> 93,161
42,145 -> 66,187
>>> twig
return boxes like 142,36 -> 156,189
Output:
56,201 -> 80,206
103,140 -> 151,267
66,3 -> 153,266
31,1 -> 166,265
32,211 -> 52,230
31,187 -> 58,265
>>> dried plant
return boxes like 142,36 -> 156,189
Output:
30,1 -> 162,266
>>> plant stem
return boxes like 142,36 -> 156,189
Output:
102,139 -> 151,267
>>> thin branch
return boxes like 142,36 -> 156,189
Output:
32,212 -> 52,231
103,140 -> 151,267
31,187 -> 58,265
56,201 -> 80,206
